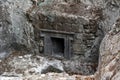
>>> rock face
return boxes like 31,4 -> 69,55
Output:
27,0 -> 105,74
0,0 -> 120,80
0,0 -> 35,59
95,18 -> 120,80
1,0 -> 104,75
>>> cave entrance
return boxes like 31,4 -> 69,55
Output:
51,37 -> 64,57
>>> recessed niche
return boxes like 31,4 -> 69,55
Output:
51,37 -> 64,57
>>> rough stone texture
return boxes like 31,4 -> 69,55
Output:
95,18 -> 120,80
0,54 -> 64,74
0,0 -> 120,80
102,0 -> 120,33
25,0 -> 106,75
28,0 -> 104,71
0,0 -> 35,59
0,53 -> 95,80
0,73 -> 96,80
0,0 -> 104,76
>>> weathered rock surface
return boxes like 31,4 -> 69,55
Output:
28,0 -> 105,75
0,0 -> 120,80
0,54 -> 64,74
0,0 -> 102,76
95,18 -> 120,80
0,53 -> 95,80
0,0 -> 35,59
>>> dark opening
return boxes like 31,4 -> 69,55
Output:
51,37 -> 64,57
